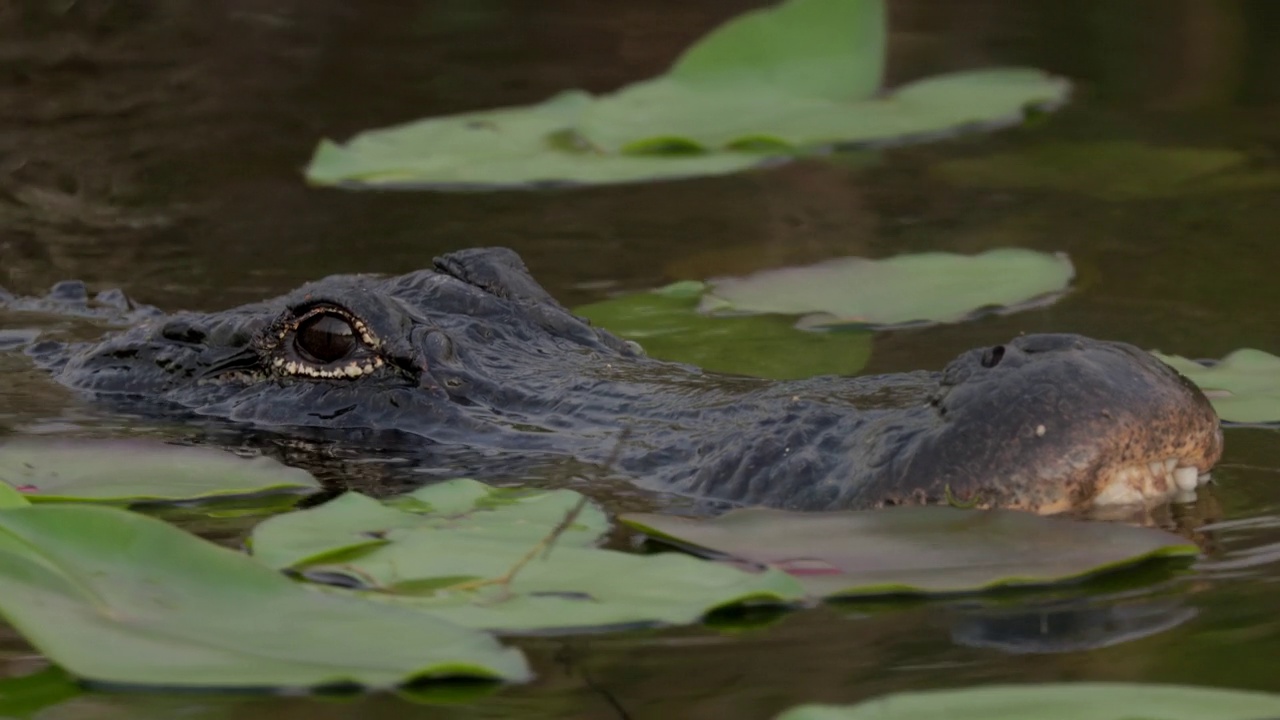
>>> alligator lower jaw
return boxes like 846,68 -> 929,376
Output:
1088,456 -> 1214,509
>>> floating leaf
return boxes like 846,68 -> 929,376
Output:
620,506 -> 1197,598
0,504 -> 528,689
313,537 -> 806,634
667,0 -> 885,98
306,0 -> 1068,189
933,141 -> 1280,201
0,438 -> 321,504
257,482 -> 804,633
249,478 -> 610,570
0,477 -> 31,508
698,249 -> 1074,329
575,282 -> 872,379
1152,349 -> 1280,424
775,683 -> 1280,720
305,91 -> 768,189
581,68 -> 1067,156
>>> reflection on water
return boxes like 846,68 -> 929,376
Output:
3,0 -> 1280,717
947,592 -> 1198,655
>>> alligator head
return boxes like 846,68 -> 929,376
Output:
13,247 -> 1223,513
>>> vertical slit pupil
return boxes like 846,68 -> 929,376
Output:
295,314 -> 357,364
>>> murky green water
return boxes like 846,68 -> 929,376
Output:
2,1 -> 1279,717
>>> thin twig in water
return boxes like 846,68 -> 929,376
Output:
447,427 -> 634,601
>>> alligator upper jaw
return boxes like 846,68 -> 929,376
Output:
1086,449 -> 1218,510
851,334 -> 1225,515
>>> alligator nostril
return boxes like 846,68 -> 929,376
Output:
981,345 -> 1005,368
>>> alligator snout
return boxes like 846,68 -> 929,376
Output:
868,334 -> 1224,514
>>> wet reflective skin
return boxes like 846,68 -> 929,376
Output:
5,247 -> 1223,513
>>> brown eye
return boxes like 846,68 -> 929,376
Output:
294,313 -> 356,364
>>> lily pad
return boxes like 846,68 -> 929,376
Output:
249,478 -> 610,570
306,0 -> 1068,189
309,537 -> 806,634
306,90 -> 769,188
253,482 -> 805,633
0,504 -> 528,689
775,683 -> 1280,720
581,68 -> 1068,157
0,476 -> 31,509
933,141 -> 1280,201
574,281 -> 872,379
1152,349 -> 1280,424
0,438 -> 321,504
620,505 -> 1197,598
698,249 -> 1074,329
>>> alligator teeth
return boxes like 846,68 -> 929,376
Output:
1173,466 -> 1200,492
1094,456 -> 1208,507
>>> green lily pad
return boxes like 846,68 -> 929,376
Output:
254,482 -> 804,633
310,537 -> 806,634
0,476 -> 31,509
582,68 -> 1068,157
0,438 -> 321,504
305,90 -> 769,189
667,0 -> 885,99
306,0 -> 1068,189
775,683 -> 1280,720
0,504 -> 529,689
249,478 -> 610,570
1152,349 -> 1280,424
574,281 -> 872,379
620,506 -> 1197,598
933,141 -> 1280,201
698,249 -> 1074,329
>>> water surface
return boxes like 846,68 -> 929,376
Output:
2,2 -> 1279,717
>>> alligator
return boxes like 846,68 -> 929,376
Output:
2,247 -> 1223,513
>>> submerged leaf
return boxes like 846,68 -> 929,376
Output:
575,283 -> 872,379
0,438 -> 320,504
775,683 -> 1280,720
1153,349 -> 1280,424
698,249 -> 1074,329
620,506 -> 1197,598
0,505 -> 529,689
0,667 -> 81,719
933,141 -> 1280,200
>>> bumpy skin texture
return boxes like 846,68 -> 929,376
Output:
9,247 -> 1223,512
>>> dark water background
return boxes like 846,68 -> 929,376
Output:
1,1 -> 1279,718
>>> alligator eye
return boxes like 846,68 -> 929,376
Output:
294,313 -> 357,364
981,345 -> 1005,368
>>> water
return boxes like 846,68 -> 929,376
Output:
2,1 -> 1279,717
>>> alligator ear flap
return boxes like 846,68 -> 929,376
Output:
433,247 -> 561,308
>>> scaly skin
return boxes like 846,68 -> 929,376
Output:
4,247 -> 1223,512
